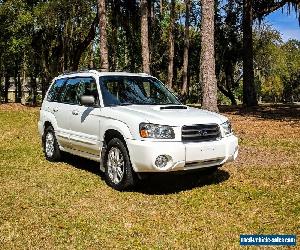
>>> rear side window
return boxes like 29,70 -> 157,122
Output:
47,78 -> 66,102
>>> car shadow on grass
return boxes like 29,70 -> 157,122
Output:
61,152 -> 101,176
133,169 -> 230,195
60,153 -> 230,194
219,104 -> 300,122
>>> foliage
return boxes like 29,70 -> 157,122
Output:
281,39 -> 300,102
0,0 -> 299,105
254,25 -> 300,102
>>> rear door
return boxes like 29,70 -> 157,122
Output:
45,77 -> 72,148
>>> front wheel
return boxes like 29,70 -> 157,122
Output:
104,138 -> 136,191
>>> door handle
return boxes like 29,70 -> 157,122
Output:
72,110 -> 79,115
53,107 -> 59,113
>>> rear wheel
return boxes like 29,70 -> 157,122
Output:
104,138 -> 136,190
43,126 -> 61,162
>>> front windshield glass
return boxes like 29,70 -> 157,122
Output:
99,76 -> 181,106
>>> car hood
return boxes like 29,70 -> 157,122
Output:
108,105 -> 227,126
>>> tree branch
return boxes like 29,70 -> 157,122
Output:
254,0 -> 300,20
72,13 -> 99,70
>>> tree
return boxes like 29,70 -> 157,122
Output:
160,0 -> 164,15
181,0 -> 191,96
200,0 -> 218,112
281,39 -> 300,102
141,0 -> 150,74
98,0 -> 109,71
167,0 -> 175,88
0,0 -> 33,103
242,0 -> 300,106
215,0 -> 243,105
242,0 -> 257,106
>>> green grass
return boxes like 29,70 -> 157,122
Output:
0,107 -> 299,249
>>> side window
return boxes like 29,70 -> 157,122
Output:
61,78 -> 80,105
81,78 -> 99,105
106,81 -> 119,99
100,78 -> 122,105
47,78 -> 66,102
61,77 -> 99,105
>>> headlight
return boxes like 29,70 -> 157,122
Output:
221,120 -> 233,136
139,123 -> 175,139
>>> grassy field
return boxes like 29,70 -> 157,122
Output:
0,104 -> 299,249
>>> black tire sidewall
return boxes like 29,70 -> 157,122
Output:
43,126 -> 61,162
104,138 -> 135,190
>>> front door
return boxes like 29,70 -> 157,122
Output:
61,77 -> 102,156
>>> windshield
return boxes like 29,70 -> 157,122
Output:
99,76 -> 181,106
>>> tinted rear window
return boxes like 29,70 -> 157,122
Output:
47,78 -> 66,102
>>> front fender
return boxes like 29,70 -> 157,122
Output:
99,117 -> 133,141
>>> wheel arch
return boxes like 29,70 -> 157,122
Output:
104,129 -> 126,145
101,127 -> 138,173
44,121 -> 52,130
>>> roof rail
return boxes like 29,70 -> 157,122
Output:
138,72 -> 149,76
59,69 -> 99,76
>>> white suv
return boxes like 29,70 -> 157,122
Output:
38,70 -> 238,190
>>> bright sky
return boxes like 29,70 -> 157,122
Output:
265,8 -> 300,42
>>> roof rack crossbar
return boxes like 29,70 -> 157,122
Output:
59,69 -> 99,76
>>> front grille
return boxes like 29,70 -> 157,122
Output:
182,124 -> 221,142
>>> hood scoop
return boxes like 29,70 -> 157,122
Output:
160,105 -> 188,110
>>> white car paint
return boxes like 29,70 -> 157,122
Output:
38,70 -> 239,173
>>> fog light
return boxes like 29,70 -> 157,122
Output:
155,155 -> 169,168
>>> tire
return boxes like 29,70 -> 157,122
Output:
104,138 -> 136,191
43,126 -> 61,162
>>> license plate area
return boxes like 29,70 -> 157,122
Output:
185,142 -> 226,163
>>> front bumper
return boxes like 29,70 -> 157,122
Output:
127,135 -> 238,172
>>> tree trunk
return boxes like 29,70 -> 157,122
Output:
14,77 -> 18,103
181,0 -> 191,96
4,73 -> 9,103
167,0 -> 175,89
149,0 -> 154,20
89,47 -> 94,69
200,0 -> 218,112
242,0 -> 257,107
218,83 -> 237,106
141,0 -> 151,74
41,77 -> 47,101
21,53 -> 27,105
17,74 -> 21,103
72,14 -> 98,71
148,0 -> 153,67
98,0 -> 109,71
160,0 -> 164,15
110,0 -> 118,71
222,63 -> 237,105
14,75 -> 21,103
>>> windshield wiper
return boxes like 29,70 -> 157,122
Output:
106,103 -> 133,107
119,103 -> 133,106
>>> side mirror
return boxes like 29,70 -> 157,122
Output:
80,95 -> 95,107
